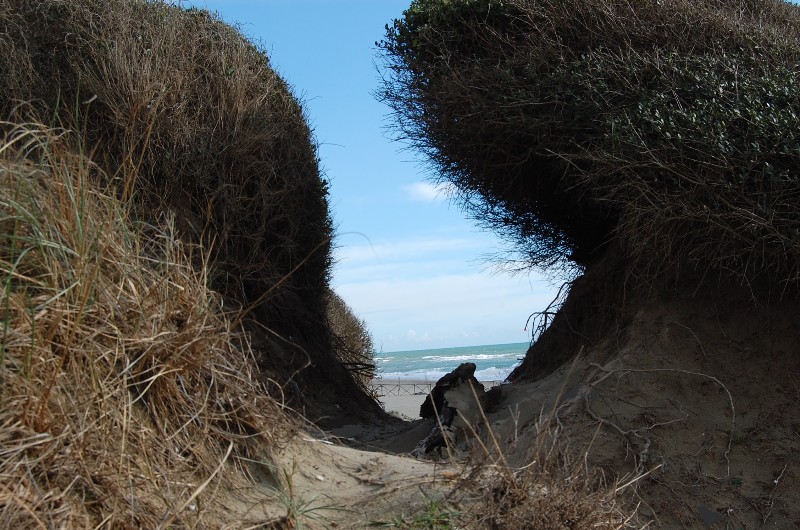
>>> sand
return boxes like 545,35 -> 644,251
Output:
320,287 -> 800,528
225,282 -> 800,528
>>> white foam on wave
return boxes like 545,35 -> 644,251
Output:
475,365 -> 517,381
419,353 -> 518,362
378,363 -> 519,383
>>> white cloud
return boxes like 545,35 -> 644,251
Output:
334,235 -> 491,284
331,234 -> 558,352
403,181 -> 455,202
333,271 -> 555,352
333,236 -> 487,272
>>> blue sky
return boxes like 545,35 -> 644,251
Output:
187,0 -> 557,352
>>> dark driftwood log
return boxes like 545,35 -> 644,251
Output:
413,362 -> 487,456
419,362 -> 483,419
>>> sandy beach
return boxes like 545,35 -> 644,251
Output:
372,379 -> 504,420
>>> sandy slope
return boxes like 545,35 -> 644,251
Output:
218,282 -> 800,528
217,434 -> 460,527
557,291 -> 800,528
308,286 -> 800,527
498,290 -> 799,528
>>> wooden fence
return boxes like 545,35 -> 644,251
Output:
370,380 -> 503,397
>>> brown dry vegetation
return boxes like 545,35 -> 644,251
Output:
0,0 -> 377,409
326,289 -> 377,394
0,0 -> 386,527
0,122 -> 293,527
8,0 -> 796,527
445,392 -> 636,529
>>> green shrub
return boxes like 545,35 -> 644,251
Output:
380,0 -> 800,284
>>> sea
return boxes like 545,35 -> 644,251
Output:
374,342 -> 529,383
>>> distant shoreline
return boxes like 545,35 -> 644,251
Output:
379,341 -> 529,355
375,342 -> 525,383
369,378 -> 505,386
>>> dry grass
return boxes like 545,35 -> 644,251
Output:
472,400 -> 637,529
0,0 -> 337,383
408,380 -> 638,529
0,2 -> 383,521
0,121 -> 294,527
452,450 -> 634,528
465,453 -> 634,529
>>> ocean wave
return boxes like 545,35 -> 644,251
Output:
377,363 -> 519,383
419,353 -> 518,362
475,366 -> 517,381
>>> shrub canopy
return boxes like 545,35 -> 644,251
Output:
380,0 -> 800,284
